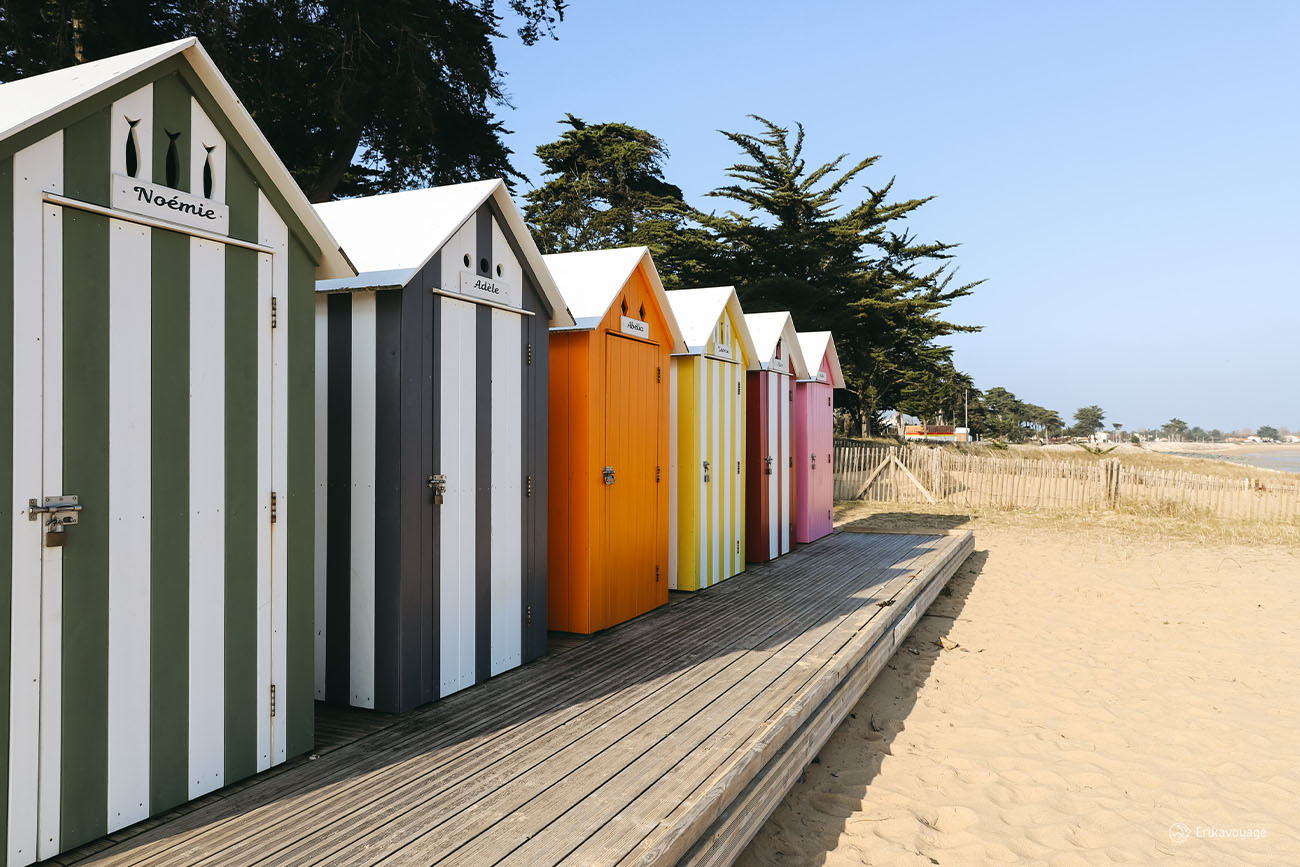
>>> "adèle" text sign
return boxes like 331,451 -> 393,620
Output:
459,270 -> 521,308
111,174 -> 230,234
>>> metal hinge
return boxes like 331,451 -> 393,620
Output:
737,381 -> 741,395
526,475 -> 533,497
736,540 -> 740,554
526,605 -> 532,625
527,342 -> 533,365
656,367 -> 661,383
789,456 -> 793,468
271,296 -> 278,329
655,565 -> 660,583
737,460 -> 741,475
656,465 -> 661,483
269,684 -> 276,717
270,491 -> 277,523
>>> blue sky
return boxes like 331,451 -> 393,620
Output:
490,1 -> 1298,432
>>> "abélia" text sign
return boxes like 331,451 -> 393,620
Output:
111,174 -> 230,235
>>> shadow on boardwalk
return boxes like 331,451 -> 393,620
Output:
48,530 -> 969,867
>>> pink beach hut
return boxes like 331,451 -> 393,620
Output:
792,331 -> 845,543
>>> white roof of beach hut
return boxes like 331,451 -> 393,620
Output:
313,180 -> 574,326
543,246 -> 687,350
744,311 -> 811,379
796,331 -> 846,388
0,37 -> 354,278
664,286 -> 759,367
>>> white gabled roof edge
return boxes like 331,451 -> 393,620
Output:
0,37 -> 355,279
544,247 -> 686,351
743,311 -> 811,379
795,331 -> 846,388
312,180 -> 574,327
665,286 -> 759,370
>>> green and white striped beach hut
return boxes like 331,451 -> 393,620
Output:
0,38 -> 353,864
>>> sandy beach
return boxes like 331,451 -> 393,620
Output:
738,513 -> 1300,865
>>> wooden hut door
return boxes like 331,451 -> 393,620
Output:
9,205 -> 282,862
603,334 -> 660,626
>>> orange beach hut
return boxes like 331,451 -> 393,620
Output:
543,247 -> 687,633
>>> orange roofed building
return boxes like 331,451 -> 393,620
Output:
542,247 -> 687,634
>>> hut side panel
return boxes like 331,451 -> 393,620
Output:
794,371 -> 835,544
744,369 -> 794,562
3,71 -> 317,864
315,202 -> 547,714
547,265 -> 669,634
670,310 -> 747,592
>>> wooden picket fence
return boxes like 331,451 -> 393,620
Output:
833,440 -> 1300,520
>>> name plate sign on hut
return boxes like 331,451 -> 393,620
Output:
110,173 -> 230,234
458,269 -> 520,307
620,314 -> 649,337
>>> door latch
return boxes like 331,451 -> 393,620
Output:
29,495 -> 80,547
428,474 -> 447,505
811,452 -> 817,469
602,466 -> 616,486
702,460 -> 711,483
764,455 -> 773,475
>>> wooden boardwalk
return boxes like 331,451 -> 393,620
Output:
48,529 -> 973,867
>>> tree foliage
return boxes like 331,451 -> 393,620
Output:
698,117 -> 982,433
523,115 -> 722,286
1256,425 -> 1280,441
0,0 -> 566,201
1071,405 -> 1105,436
967,386 -> 1062,442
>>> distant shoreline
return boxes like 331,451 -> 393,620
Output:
1141,441 -> 1300,456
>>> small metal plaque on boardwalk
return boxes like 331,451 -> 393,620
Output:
111,174 -> 230,234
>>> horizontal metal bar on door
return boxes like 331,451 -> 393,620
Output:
42,192 -> 278,254
430,286 -> 535,317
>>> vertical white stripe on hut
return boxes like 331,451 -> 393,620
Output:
187,236 -> 225,798
106,218 -> 152,831
667,361 -> 678,589
110,86 -> 152,181
719,360 -> 731,582
695,358 -> 706,586
105,81 -> 153,830
779,375 -> 791,555
312,296 -> 328,700
439,297 -> 476,695
348,292 -> 377,709
712,360 -> 723,585
767,373 -> 778,558
489,310 -> 521,676
262,195 -> 289,764
253,198 -> 274,769
9,133 -> 62,865
189,98 -> 224,202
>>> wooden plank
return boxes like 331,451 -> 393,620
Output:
56,532 -> 971,867
80,535 -> 912,867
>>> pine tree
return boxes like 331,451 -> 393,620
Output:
523,115 -> 723,287
702,116 -> 981,433
0,0 -> 566,201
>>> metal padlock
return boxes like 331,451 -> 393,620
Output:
428,474 -> 447,505
764,455 -> 773,475
45,518 -> 66,547
602,466 -> 616,486
702,460 -> 711,483
811,452 -> 816,469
